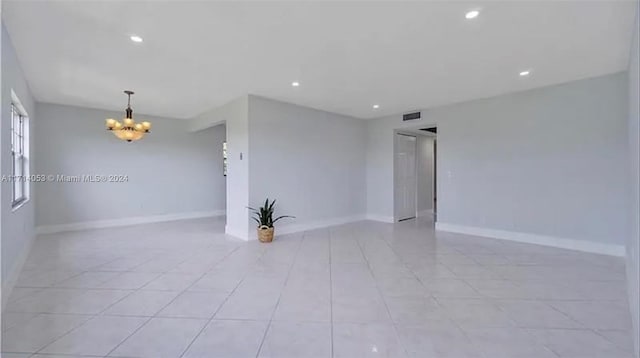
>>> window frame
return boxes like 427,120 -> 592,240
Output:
10,94 -> 30,210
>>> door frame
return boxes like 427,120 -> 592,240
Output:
394,132 -> 418,222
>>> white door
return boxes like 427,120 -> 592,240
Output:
396,134 -> 417,221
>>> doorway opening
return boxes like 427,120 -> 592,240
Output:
420,126 -> 437,217
394,126 -> 437,222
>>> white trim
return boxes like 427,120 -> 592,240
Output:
2,232 -> 35,310
435,222 -> 626,257
417,209 -> 434,217
11,197 -> 29,213
365,214 -> 395,223
36,210 -> 225,235
11,89 -> 29,117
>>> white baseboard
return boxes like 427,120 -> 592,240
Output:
435,222 -> 626,257
365,214 -> 395,223
36,210 -> 226,235
2,232 -> 35,310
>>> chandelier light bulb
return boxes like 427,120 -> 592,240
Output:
123,117 -> 134,126
142,121 -> 151,130
105,118 -> 116,128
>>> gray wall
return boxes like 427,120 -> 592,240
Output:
367,73 -> 629,249
437,73 -> 629,245
626,5 -> 639,357
248,95 -> 366,232
34,103 -> 226,227
1,24 -> 35,302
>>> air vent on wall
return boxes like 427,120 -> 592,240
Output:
402,111 -> 421,121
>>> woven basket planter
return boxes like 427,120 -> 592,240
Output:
257,225 -> 275,243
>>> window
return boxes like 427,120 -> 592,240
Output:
11,101 -> 29,208
223,141 -> 228,176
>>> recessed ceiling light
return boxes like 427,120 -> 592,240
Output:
465,10 -> 480,19
130,35 -> 143,43
519,70 -> 531,77
373,104 -> 380,109
291,81 -> 300,87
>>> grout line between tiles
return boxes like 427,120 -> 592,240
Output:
27,242 -> 242,357
351,224 -> 411,358
5,218 -> 633,358
254,232 -> 306,358
178,244 -> 267,358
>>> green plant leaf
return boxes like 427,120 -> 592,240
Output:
272,215 -> 295,224
249,198 -> 294,227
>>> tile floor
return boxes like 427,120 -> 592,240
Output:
2,217 -> 635,357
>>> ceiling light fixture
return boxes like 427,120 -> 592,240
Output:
105,90 -> 151,142
291,81 -> 300,87
519,70 -> 531,77
465,10 -> 480,19
373,104 -> 380,109
130,35 -> 143,43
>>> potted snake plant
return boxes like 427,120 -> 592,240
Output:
249,199 -> 295,243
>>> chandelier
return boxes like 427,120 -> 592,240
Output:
105,90 -> 151,142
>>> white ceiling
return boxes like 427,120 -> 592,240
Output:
3,1 -> 637,119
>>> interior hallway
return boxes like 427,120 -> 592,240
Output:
2,217 -> 634,358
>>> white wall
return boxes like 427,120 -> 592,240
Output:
191,96 -> 250,240
1,0 -> 4,340
416,135 -> 435,215
626,5 -> 639,356
190,95 -> 367,240
248,95 -> 366,234
1,24 -> 36,304
367,73 -> 629,253
34,103 -> 226,228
